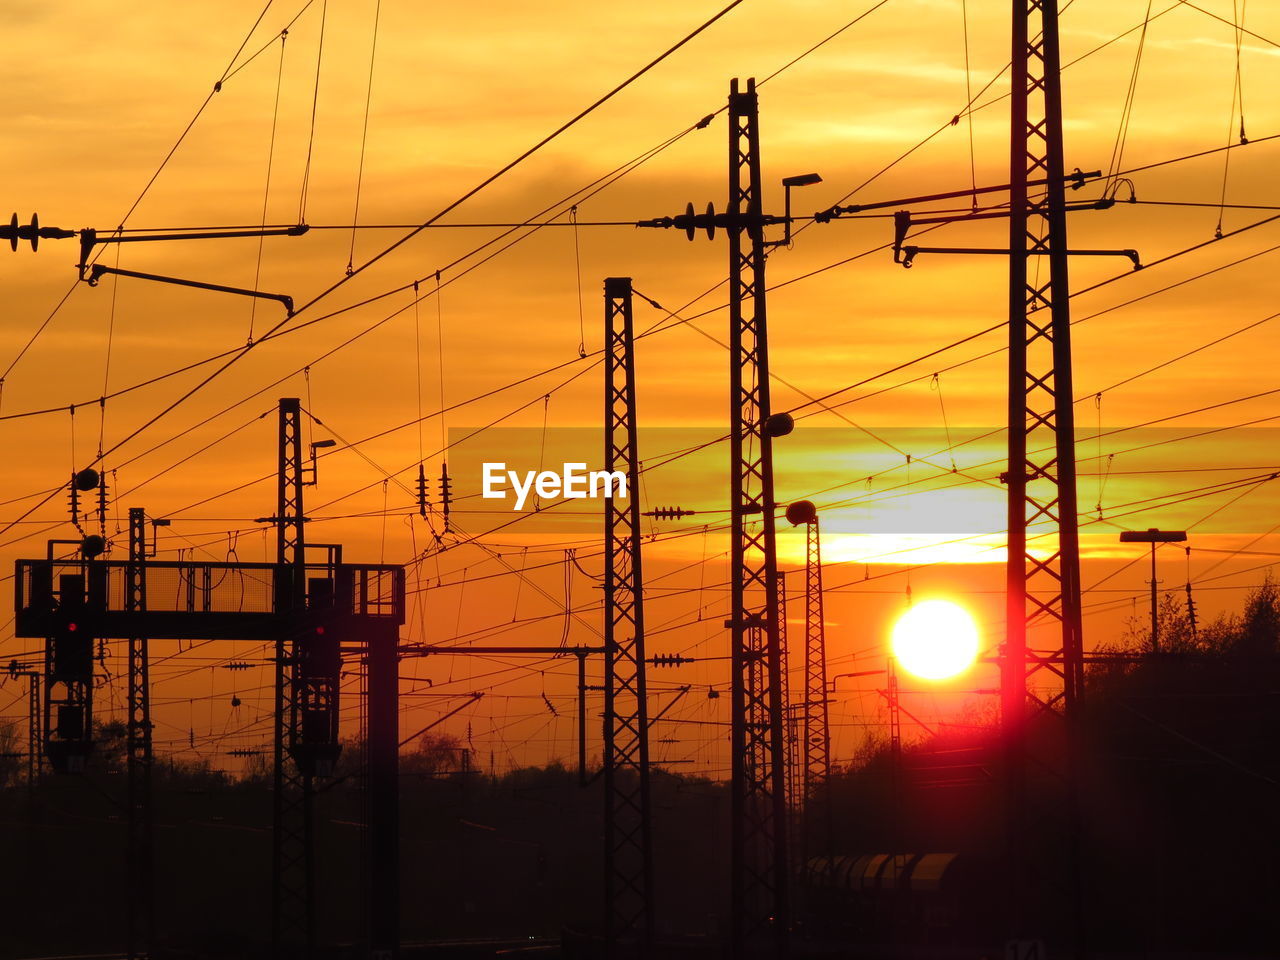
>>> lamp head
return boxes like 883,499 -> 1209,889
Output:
782,173 -> 823,188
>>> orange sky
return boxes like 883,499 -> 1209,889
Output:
3,0 -> 1280,776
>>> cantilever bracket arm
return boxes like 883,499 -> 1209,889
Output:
891,200 -> 1119,265
85,263 -> 295,315
907,198 -> 1114,229
76,224 -> 309,277
817,167 -> 1103,221
897,245 -> 1141,271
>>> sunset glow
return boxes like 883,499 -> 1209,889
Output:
5,3 -> 1280,954
890,598 -> 981,681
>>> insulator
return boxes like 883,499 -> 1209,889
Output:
68,474 -> 80,525
670,201 -> 717,242
439,461 -> 452,531
3,213 -> 74,252
648,506 -> 695,520
681,201 -> 696,241
650,653 -> 691,667
96,472 -> 109,523
416,463 -> 429,518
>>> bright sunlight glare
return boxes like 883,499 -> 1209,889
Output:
890,599 -> 981,681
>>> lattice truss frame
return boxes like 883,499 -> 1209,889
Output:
727,77 -> 790,949
1002,0 -> 1087,939
603,277 -> 655,947
802,520 -> 830,808
1006,0 -> 1084,729
126,507 -> 153,955
273,398 -> 313,951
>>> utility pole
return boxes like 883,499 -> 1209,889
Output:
125,507 -> 153,959
3,661 -> 41,795
638,77 -> 813,956
785,501 -> 831,863
1004,0 -> 1085,947
828,3 -> 1132,945
1185,546 -> 1199,637
365,610 -> 400,960
726,78 -> 791,957
776,571 -> 806,885
886,658 -> 902,799
273,396 -> 313,956
26,669 -> 40,794
776,573 -> 800,819
884,657 -> 904,893
578,649 -> 589,786
1119,528 -> 1187,653
603,277 -> 655,953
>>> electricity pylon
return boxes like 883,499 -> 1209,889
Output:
785,501 -> 831,865
603,277 -> 655,953
725,78 -> 791,957
638,77 -> 794,958
126,507 -> 153,959
1003,0 -> 1086,945
272,397 -> 313,954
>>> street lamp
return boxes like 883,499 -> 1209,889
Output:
305,439 -> 337,486
1118,528 -> 1187,653
776,172 -> 823,247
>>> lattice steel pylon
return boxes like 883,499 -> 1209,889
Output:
273,396 -> 313,954
776,573 -> 799,817
1003,0 -> 1085,944
727,77 -> 790,957
125,507 -> 153,959
603,276 -> 655,953
26,670 -> 40,792
775,572 -> 804,875
798,513 -> 831,859
5,661 -> 41,794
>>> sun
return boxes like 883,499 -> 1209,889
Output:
890,599 -> 981,681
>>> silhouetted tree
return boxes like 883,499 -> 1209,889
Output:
403,731 -> 470,776
0,720 -> 21,788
